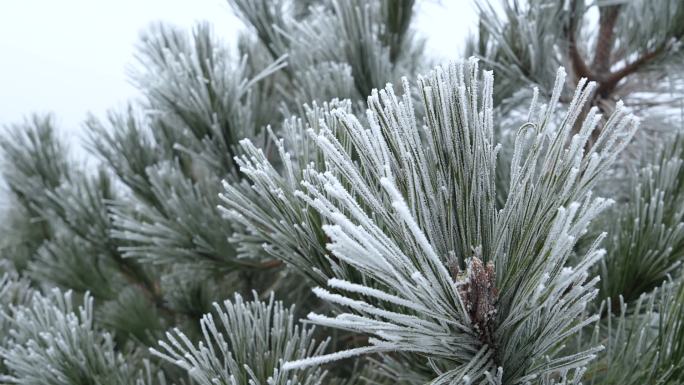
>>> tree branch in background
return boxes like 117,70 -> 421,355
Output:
592,5 -> 621,75
566,0 -> 593,81
598,43 -> 668,97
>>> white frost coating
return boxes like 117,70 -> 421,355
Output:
283,346 -> 379,371
327,278 -> 430,312
380,175 -> 444,271
151,294 -> 326,385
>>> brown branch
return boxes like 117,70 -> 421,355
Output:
566,0 -> 594,81
455,257 -> 498,359
259,259 -> 284,269
564,1 -> 667,98
569,38 -> 594,81
110,251 -> 176,318
597,45 -> 667,96
592,5 -> 621,74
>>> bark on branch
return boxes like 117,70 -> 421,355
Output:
597,45 -> 667,96
592,5 -> 621,74
566,1 -> 666,98
566,0 -> 594,81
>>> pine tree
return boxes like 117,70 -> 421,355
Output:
0,1 -> 683,384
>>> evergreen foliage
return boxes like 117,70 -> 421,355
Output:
1,1 -> 683,384
152,293 -> 327,385
0,287 -> 165,385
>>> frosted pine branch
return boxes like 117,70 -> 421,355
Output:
283,58 -> 637,384
0,289 -> 164,385
151,292 -> 328,385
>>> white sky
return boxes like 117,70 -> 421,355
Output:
0,0 -> 476,146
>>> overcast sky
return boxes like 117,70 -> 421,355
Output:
0,1 -> 476,145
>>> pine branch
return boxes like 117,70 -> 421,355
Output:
0,289 -> 167,385
132,22 -> 286,178
219,100 -> 355,286
584,279 -> 684,385
0,116 -> 71,270
599,135 -> 684,306
38,170 -> 178,321
86,109 -> 165,205
152,293 -> 328,385
3,2 -> 682,384
283,59 -> 638,384
229,0 -> 291,64
379,0 -> 415,63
